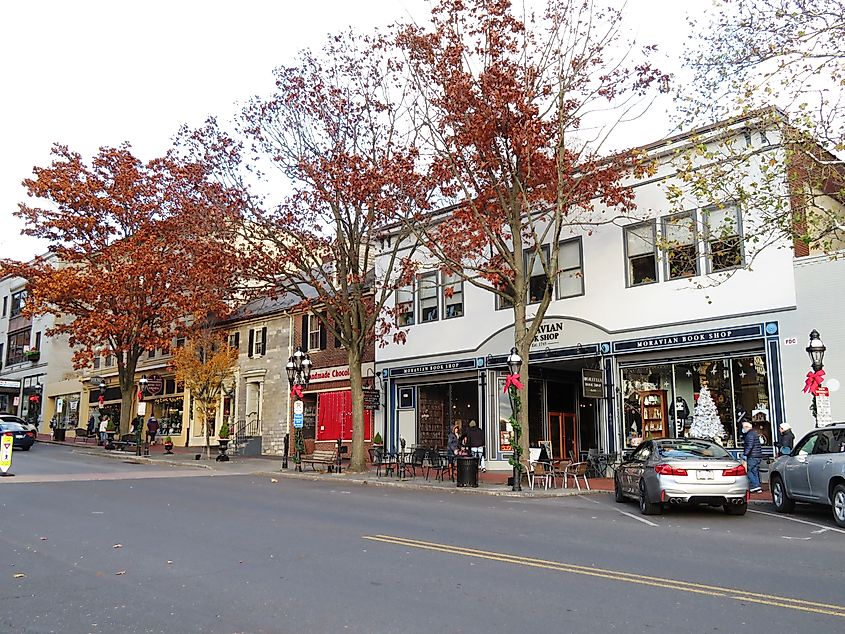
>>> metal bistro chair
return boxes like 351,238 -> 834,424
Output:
405,447 -> 427,478
425,449 -> 450,481
562,462 -> 591,491
372,446 -> 396,477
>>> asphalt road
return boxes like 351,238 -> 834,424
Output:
1,444 -> 844,633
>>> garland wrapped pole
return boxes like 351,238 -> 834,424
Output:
285,347 -> 313,472
804,330 -> 826,428
505,347 -> 524,492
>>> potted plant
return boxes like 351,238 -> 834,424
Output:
372,432 -> 383,446
163,435 -> 174,454
216,421 -> 230,462
25,349 -> 40,362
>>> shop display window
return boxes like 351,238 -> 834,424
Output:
621,354 -> 771,450
497,377 -> 514,453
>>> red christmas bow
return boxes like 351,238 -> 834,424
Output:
290,384 -> 304,399
503,373 -> 524,393
803,369 -> 825,395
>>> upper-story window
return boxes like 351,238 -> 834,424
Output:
419,273 -> 439,323
301,314 -> 326,352
396,283 -> 415,326
704,204 -> 743,272
228,332 -> 240,350
625,221 -> 657,286
663,212 -> 698,279
527,245 -> 551,304
556,238 -> 584,299
442,272 -> 464,318
2,296 -> 7,317
6,330 -> 29,365
10,290 -> 26,318
249,326 -> 267,357
148,348 -> 156,359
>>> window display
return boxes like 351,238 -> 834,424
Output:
621,355 -> 771,449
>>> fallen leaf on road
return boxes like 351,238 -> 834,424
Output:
40,537 -> 48,541
270,478 -> 278,483
113,544 -> 123,549
166,561 -> 173,565
115,570 -> 126,575
13,573 -> 26,578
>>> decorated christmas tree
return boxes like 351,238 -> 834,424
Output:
689,385 -> 725,440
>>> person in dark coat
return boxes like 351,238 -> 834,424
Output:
466,420 -> 486,471
778,422 -> 795,455
742,421 -> 764,493
146,415 -> 159,445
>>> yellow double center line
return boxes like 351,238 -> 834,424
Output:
363,534 -> 845,619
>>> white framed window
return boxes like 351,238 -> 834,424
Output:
419,272 -> 439,323
249,327 -> 267,357
662,212 -> 698,279
556,238 -> 584,299
625,221 -> 657,286
442,272 -> 464,319
396,283 -> 415,326
308,316 -> 321,351
704,204 -> 743,272
228,332 -> 240,350
527,245 -> 551,304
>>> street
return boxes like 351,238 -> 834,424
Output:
1,444 -> 844,633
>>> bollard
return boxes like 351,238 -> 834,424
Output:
282,433 -> 289,470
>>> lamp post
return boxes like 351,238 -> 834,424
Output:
286,346 -> 312,472
505,347 -> 524,492
136,375 -> 148,455
805,330 -> 827,427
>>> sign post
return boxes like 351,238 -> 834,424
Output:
0,433 -> 14,477
293,399 -> 304,429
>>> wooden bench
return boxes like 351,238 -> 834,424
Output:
301,449 -> 338,472
73,428 -> 94,444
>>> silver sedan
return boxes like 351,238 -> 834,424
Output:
614,439 -> 750,515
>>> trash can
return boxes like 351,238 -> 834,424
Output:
52,428 -> 66,441
456,456 -> 479,488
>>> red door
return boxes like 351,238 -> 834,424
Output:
316,390 -> 372,441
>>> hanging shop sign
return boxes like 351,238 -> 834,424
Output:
582,368 -> 604,399
363,389 -> 380,410
309,365 -> 351,384
612,324 -> 763,354
389,359 -> 478,378
145,374 -> 164,396
816,386 -> 832,426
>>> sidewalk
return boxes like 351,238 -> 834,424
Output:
34,434 -> 772,501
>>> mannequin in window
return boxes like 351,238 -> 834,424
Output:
669,397 -> 690,433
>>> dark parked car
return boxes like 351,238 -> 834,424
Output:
0,421 -> 36,450
0,414 -> 38,437
615,438 -> 749,515
769,423 -> 845,528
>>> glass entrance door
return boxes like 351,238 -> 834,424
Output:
548,411 -> 577,461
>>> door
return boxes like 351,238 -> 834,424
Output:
548,412 -> 577,461
808,429 -> 838,502
621,441 -> 653,495
784,432 -> 817,499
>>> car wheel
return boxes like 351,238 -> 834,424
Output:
771,475 -> 794,513
614,475 -> 625,503
832,484 -> 845,528
638,480 -> 662,515
723,502 -> 748,516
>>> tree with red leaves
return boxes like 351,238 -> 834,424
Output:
1,144 -> 239,434
395,0 -> 667,463
184,31 -> 430,472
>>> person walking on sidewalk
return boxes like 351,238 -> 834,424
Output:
98,416 -> 109,445
146,415 -> 159,445
742,421 -> 763,493
466,420 -> 486,471
778,422 -> 795,456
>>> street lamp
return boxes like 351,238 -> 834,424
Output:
505,346 -> 524,492
136,375 -> 149,455
286,346 -> 312,472
805,330 -> 827,427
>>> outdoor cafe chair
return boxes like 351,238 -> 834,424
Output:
372,446 -> 397,477
405,447 -> 427,478
425,449 -> 450,481
562,461 -> 591,491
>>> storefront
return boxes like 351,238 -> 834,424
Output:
0,379 -> 21,415
611,322 -> 784,456
51,393 -> 81,430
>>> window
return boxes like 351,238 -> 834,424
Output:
10,290 -> 26,318
625,221 -> 657,286
396,284 -> 415,326
2,296 -> 6,317
228,331 -> 240,350
442,272 -> 464,319
308,315 -> 322,351
556,238 -> 584,299
175,337 -> 185,349
527,245 -> 551,304
34,331 -> 41,351
705,204 -> 743,272
93,356 -> 100,370
249,326 -> 267,357
0,343 -> 3,370
148,349 -> 156,359
398,387 -> 415,409
419,272 -> 439,322
663,212 -> 698,279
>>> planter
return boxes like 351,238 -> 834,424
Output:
216,438 -> 230,462
163,442 -> 174,454
25,351 -> 40,362
52,428 -> 66,442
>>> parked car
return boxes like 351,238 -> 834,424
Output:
0,414 -> 37,437
614,438 -> 749,516
769,423 -> 845,528
0,420 -> 36,450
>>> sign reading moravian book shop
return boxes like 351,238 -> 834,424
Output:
582,368 -> 604,399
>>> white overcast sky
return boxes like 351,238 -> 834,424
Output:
0,0 -> 707,262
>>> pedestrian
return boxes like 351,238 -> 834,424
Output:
742,421 -> 763,493
778,422 -> 795,455
466,420 -> 486,471
86,413 -> 97,437
146,415 -> 159,445
99,416 -> 109,445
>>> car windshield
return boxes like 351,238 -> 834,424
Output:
0,422 -> 26,432
656,441 -> 731,460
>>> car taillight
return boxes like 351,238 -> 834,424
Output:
26,431 -> 35,438
654,464 -> 688,476
723,464 -> 747,476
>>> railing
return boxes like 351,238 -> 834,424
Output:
231,416 -> 261,455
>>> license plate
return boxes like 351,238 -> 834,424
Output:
15,434 -> 23,439
696,470 -> 714,480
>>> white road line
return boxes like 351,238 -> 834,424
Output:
618,510 -> 659,527
748,509 -> 845,535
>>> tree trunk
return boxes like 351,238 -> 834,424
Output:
118,356 -> 139,436
513,302 -> 531,468
347,346 -> 367,472
202,404 -> 210,460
